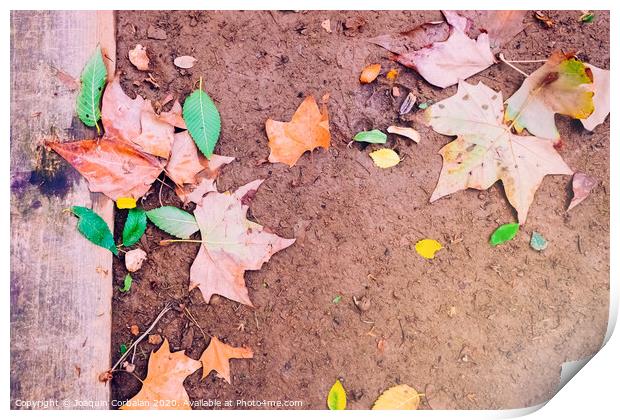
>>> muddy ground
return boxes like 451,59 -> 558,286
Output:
110,10 -> 610,409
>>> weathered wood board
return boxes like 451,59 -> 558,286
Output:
10,11 -> 115,409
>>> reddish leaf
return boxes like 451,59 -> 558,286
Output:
131,101 -> 175,159
568,172 -> 597,211
101,76 -> 144,142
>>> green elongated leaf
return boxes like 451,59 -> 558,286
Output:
76,46 -> 107,132
122,208 -> 146,246
119,273 -> 133,292
146,206 -> 199,239
489,223 -> 519,246
353,129 -> 387,144
183,80 -> 221,158
70,206 -> 118,255
327,379 -> 347,410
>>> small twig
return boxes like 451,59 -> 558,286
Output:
183,307 -> 208,340
503,59 -> 547,63
498,53 -> 530,78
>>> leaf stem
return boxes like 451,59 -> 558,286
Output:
498,53 -> 530,78
159,238 -> 204,246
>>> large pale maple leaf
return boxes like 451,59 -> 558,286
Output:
424,80 -> 573,224
199,336 -> 253,383
190,180 -> 295,306
122,338 -> 201,410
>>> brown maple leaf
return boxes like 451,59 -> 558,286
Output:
199,336 -> 253,384
159,100 -> 187,129
189,180 -> 295,306
101,76 -> 144,143
265,95 -> 330,167
131,100 -> 175,159
122,338 -> 201,410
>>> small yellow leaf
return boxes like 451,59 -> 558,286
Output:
372,384 -> 421,410
117,197 -> 137,209
369,149 -> 400,169
386,68 -> 399,81
360,63 -> 381,84
415,239 -> 443,259
327,379 -> 347,410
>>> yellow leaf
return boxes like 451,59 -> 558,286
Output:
369,149 -> 400,169
117,197 -> 137,209
360,63 -> 381,84
386,68 -> 399,81
327,379 -> 347,410
415,239 -> 442,259
372,384 -> 421,410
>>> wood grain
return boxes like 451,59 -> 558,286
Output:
10,11 -> 115,409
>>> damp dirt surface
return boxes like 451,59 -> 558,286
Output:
110,10 -> 610,409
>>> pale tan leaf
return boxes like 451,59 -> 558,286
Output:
128,44 -> 150,71
174,55 -> 197,69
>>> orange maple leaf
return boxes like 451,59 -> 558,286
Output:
122,339 -> 201,410
200,336 -> 253,384
265,95 -> 330,167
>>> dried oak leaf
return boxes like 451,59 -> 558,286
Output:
122,339 -> 200,410
45,137 -> 163,200
199,336 -> 253,383
128,44 -> 150,71
581,64 -> 610,131
190,180 -> 295,306
504,52 -> 595,140
266,95 -> 330,167
424,80 -> 572,224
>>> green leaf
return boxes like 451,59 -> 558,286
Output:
530,231 -> 548,251
76,46 -> 107,132
122,208 -> 146,246
70,206 -> 118,255
332,295 -> 342,304
580,13 -> 595,23
120,343 -> 128,355
327,379 -> 347,410
183,79 -> 221,158
146,206 -> 199,239
489,223 -> 519,246
353,129 -> 387,144
119,273 -> 133,292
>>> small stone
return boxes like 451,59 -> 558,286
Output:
122,361 -> 136,373
125,248 -> 147,272
147,25 -> 167,40
392,86 -> 401,97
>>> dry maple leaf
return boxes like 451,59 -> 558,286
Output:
159,100 -> 187,129
580,64 -> 610,131
101,76 -> 145,142
46,137 -> 163,200
189,180 -> 295,306
128,44 -> 150,71
199,336 -> 253,383
265,95 -> 330,167
504,52 -> 595,140
424,80 -> 573,224
131,101 -> 175,159
445,10 -> 528,51
122,338 -> 201,410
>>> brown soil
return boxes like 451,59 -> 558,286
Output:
111,10 -> 610,409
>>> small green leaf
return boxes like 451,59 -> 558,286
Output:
146,206 -> 199,239
530,231 -> 548,251
489,223 -> 519,246
353,129 -> 387,144
120,343 -> 128,355
122,208 -> 146,246
119,273 -> 133,292
76,46 -> 107,132
70,206 -> 117,255
183,79 -> 221,158
418,102 -> 429,110
332,295 -> 342,304
327,379 -> 347,410
580,13 -> 595,23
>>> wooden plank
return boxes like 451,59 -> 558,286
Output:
10,11 -> 115,409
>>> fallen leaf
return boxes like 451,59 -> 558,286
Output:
447,10 -> 528,51
131,101 -> 175,159
360,63 -> 381,84
353,129 -> 387,144
580,12 -> 595,23
581,64 -> 610,131
122,339 -> 201,410
535,11 -> 554,28
50,65 -> 79,91
391,86 -> 400,97
117,197 -> 137,209
332,295 -> 342,304
386,68 -> 399,81
415,239 -> 443,259
568,172 -> 597,211
130,325 -> 140,336
327,379 -> 347,410
387,126 -> 421,143
399,92 -> 417,115
76,46 -> 107,131
183,81 -> 221,158
101,76 -> 145,143
372,384 -> 421,410
530,231 -> 548,251
199,336 -> 253,383
266,95 -> 330,167
321,19 -> 332,33
424,80 -> 573,223
125,248 -> 147,273
189,180 -> 295,306
146,206 -> 200,239
174,56 -> 197,69
69,206 -> 117,255
159,100 -> 187,129
504,52 -> 594,140
123,208 -> 147,247
128,44 -> 150,71
46,137 -> 163,200
369,149 -> 400,169
119,273 -> 132,292
149,334 -> 163,345
490,223 -> 519,246
120,344 -> 128,355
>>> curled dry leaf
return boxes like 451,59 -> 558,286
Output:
359,63 -> 381,84
128,44 -> 150,71
189,180 -> 295,306
387,126 -> 421,143
568,172 -> 597,211
399,92 -> 417,115
125,248 -> 147,272
122,339 -> 201,410
266,95 -> 330,167
372,384 -> 421,410
174,55 -> 198,69
425,81 -> 572,224
199,336 -> 253,383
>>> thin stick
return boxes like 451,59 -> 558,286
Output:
110,304 -> 171,372
183,307 -> 209,340
504,59 -> 547,63
160,239 -> 204,246
498,53 -> 530,77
